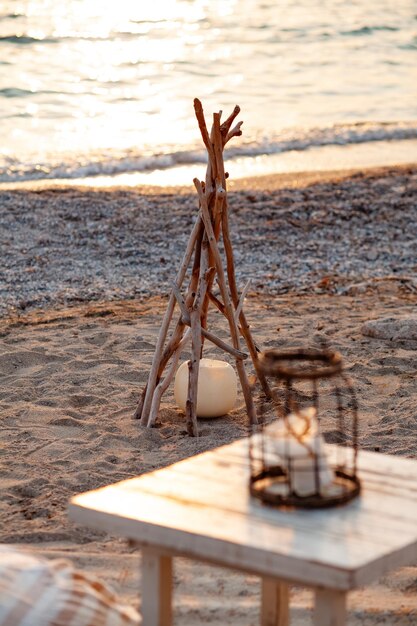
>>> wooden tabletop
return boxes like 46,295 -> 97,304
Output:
69,439 -> 417,591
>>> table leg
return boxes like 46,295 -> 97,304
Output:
141,548 -> 173,626
261,578 -> 289,626
313,588 -> 346,626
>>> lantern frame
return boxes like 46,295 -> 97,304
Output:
249,349 -> 361,509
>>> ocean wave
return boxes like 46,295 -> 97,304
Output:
341,25 -> 400,36
0,34 -> 60,44
0,13 -> 24,21
0,87 -> 35,98
236,121 -> 417,156
1,121 -> 417,183
0,31 -> 149,46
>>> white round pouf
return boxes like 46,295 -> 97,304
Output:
174,358 -> 237,418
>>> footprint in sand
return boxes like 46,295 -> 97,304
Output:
82,331 -> 112,347
68,394 -> 106,408
48,416 -> 83,427
0,350 -> 65,376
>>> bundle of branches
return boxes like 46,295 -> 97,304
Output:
134,99 -> 271,436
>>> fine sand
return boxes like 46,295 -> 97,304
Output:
1,166 -> 417,624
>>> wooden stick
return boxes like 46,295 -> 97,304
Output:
133,386 -> 147,421
172,282 -> 247,359
147,329 -> 191,428
220,105 -> 240,137
199,238 -> 211,347
208,291 -> 262,353
194,111 -> 223,343
234,279 -> 251,323
138,215 -> 202,424
200,328 -> 247,360
213,113 -> 226,187
208,291 -> 226,314
185,243 -> 212,436
225,121 -> 243,145
190,233 -> 210,357
200,189 -> 224,345
186,307 -> 201,437
156,313 -> 188,383
189,218 -> 205,298
194,236 -> 210,310
194,99 -> 216,172
151,216 -> 205,397
171,283 -> 189,319
199,113 -> 227,348
221,198 -> 272,399
194,178 -> 257,424
194,98 -> 216,197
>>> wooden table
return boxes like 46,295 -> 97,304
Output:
69,439 -> 417,626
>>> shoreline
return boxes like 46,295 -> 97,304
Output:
0,161 -> 416,194
2,135 -> 417,191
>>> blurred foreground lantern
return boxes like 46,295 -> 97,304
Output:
249,349 -> 361,508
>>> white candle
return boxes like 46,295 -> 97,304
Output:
174,358 -> 237,418
265,407 -> 334,496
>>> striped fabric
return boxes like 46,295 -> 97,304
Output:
0,547 -> 141,626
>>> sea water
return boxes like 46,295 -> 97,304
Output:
1,0 -> 416,185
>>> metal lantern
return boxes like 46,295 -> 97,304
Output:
249,349 -> 360,509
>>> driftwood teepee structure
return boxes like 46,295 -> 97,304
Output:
134,99 -> 271,436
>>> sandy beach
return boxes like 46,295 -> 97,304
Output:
1,165 -> 417,624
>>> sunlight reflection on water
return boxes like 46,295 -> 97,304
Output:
0,0 -> 416,182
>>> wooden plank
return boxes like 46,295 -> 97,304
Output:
313,588 -> 346,626
155,448 -> 417,503
162,441 -> 417,512
69,439 -> 417,591
134,455 -> 417,515
130,451 -> 417,533
352,541 -> 417,588
261,579 -> 289,626
141,548 -> 172,626
69,495 -> 353,589
69,476 -> 417,591
70,441 -> 417,551
167,458 -> 417,513
119,476 -> 417,573
126,466 -> 417,548
356,449 -> 417,480
216,439 -> 417,485
70,481 -> 383,569
174,442 -> 417,510
208,437 -> 417,475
